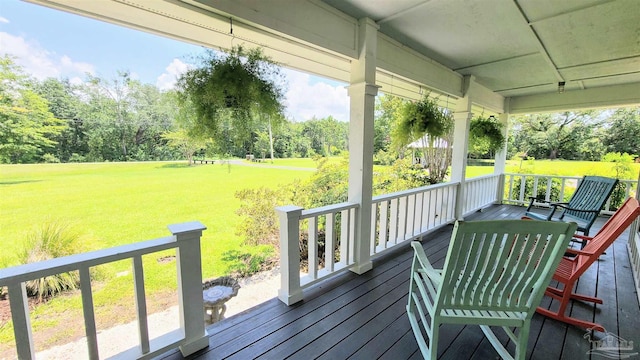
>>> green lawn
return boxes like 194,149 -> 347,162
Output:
1,157 -> 637,351
1,161 -> 312,271
0,161 -> 314,350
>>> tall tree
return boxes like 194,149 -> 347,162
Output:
81,71 -> 133,161
603,107 -> 640,156
33,78 -> 86,161
0,56 -> 66,163
510,111 -> 601,160
374,94 -> 403,153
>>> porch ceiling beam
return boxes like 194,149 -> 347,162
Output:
27,0 -> 506,113
511,0 -> 564,83
525,0 -> 617,25
508,82 -> 640,114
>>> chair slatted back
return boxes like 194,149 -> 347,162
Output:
561,176 -> 618,224
437,220 -> 576,313
575,197 -> 640,272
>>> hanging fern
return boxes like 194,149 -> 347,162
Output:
176,46 -> 285,150
394,95 -> 452,147
469,116 -> 505,153
392,94 -> 453,183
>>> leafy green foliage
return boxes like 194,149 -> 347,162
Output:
221,248 -> 275,277
391,94 -> 453,183
393,95 -> 452,148
374,94 -> 403,153
508,110 -> 603,160
469,116 -> 505,157
20,221 -> 89,301
177,46 -> 285,151
603,107 -> 640,157
235,186 -> 291,246
0,56 -> 67,163
602,152 -> 635,209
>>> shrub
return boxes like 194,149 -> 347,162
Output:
602,152 -> 635,209
235,186 -> 291,247
42,153 -> 60,163
68,153 -> 86,163
221,248 -> 276,277
20,221 -> 88,301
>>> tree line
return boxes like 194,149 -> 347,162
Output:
2,54 -> 639,165
0,55 -> 349,164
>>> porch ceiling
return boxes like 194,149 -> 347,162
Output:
26,0 -> 640,113
324,0 -> 640,98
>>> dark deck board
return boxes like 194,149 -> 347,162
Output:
158,205 -> 640,360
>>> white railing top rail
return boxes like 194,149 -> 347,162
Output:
503,173 -> 583,180
372,181 -> 460,203
0,236 -> 176,285
466,173 -> 501,181
300,201 -> 359,219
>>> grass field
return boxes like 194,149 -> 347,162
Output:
0,157 -> 637,352
0,160 -> 315,352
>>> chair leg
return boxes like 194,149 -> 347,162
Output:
536,306 -> 605,332
537,281 -> 607,332
515,320 -> 530,360
429,319 -> 439,360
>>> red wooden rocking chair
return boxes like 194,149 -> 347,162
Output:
536,197 -> 640,331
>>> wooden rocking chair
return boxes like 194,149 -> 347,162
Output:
525,176 -> 618,242
536,197 -> 640,332
407,220 -> 576,360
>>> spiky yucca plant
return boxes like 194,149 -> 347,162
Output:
20,222 -> 86,301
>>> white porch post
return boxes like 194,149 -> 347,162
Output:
451,77 -> 473,219
347,17 -> 378,274
494,111 -> 510,203
168,221 -> 210,357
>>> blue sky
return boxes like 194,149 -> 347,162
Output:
0,0 -> 350,121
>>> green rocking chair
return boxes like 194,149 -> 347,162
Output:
524,175 -> 617,238
407,220 -> 576,360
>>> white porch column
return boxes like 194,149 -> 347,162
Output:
493,112 -> 509,175
347,18 -> 378,274
451,77 -> 473,219
494,112 -> 510,203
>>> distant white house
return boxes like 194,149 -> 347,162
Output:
407,135 -> 450,166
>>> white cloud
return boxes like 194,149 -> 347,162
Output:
283,69 -> 349,122
0,32 -> 94,80
156,58 -> 190,90
60,55 -> 94,75
0,17 -> 9,24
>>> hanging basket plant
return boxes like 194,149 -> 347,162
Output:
469,115 -> 505,153
394,94 -> 453,146
176,46 -> 285,148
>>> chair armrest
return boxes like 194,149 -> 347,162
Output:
573,234 -> 594,241
411,241 -> 436,272
564,247 -> 595,257
553,203 -> 600,214
526,196 -> 552,211
417,269 -> 443,286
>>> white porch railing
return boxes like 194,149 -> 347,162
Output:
370,182 -> 458,256
276,202 -> 360,305
461,174 -> 502,216
277,181 -> 465,305
628,174 -> 640,306
0,222 -> 209,360
278,172 -> 640,306
502,173 -> 637,214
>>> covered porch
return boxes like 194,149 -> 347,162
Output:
158,205 -> 640,360
7,0 -> 640,358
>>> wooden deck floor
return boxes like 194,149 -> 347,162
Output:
159,205 -> 640,360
